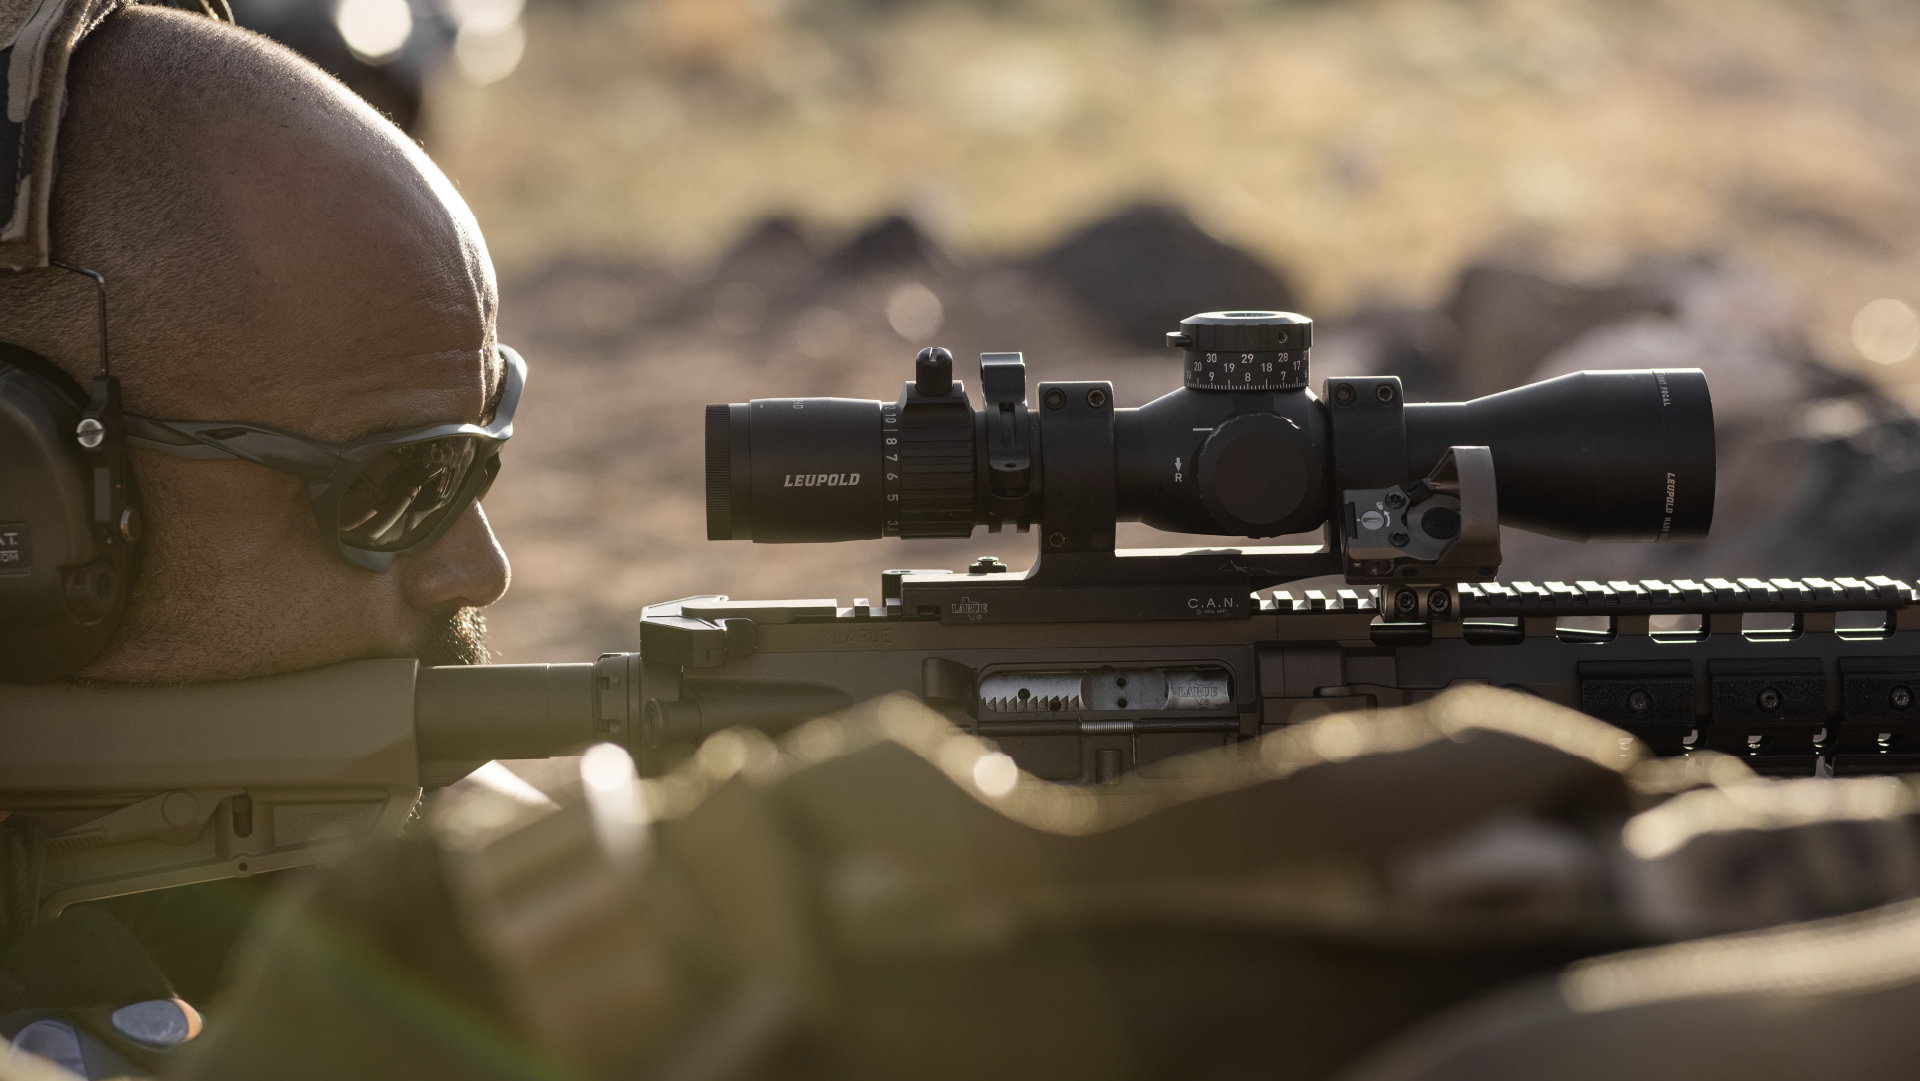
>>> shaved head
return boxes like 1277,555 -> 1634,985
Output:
6,6 -> 496,425
1,6 -> 511,681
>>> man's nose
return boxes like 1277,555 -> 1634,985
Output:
401,502 -> 510,611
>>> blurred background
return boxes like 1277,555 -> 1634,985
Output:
239,0 -> 1920,663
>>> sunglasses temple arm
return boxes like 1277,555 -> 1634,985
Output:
124,416 -> 242,461
487,347 -> 527,438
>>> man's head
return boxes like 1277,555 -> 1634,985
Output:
0,6 -> 510,681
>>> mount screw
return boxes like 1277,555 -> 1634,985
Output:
1893,686 -> 1913,711
1086,388 -> 1108,408
1757,687 -> 1783,714
1427,589 -> 1451,615
1043,388 -> 1067,410
1333,383 -> 1356,405
1395,589 -> 1418,615
1386,492 -> 1406,509
1388,531 -> 1411,547
1048,532 -> 1067,549
1627,689 -> 1652,716
1375,384 -> 1396,402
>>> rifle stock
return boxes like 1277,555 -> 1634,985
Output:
0,659 -> 608,921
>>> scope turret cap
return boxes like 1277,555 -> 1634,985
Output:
1165,311 -> 1312,353
1170,311 -> 1312,392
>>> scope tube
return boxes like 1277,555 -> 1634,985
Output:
708,365 -> 1715,547
1403,369 -> 1714,542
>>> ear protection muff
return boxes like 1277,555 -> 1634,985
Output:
0,341 -> 141,682
4,0 -> 225,680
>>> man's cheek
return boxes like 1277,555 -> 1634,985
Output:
148,459 -> 364,609
182,464 -> 326,562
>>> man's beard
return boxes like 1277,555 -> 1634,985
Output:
418,608 -> 491,666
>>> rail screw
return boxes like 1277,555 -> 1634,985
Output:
1627,689 -> 1652,716
1893,686 -> 1913,711
1757,687 -> 1783,714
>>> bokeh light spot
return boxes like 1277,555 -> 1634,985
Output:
1851,299 -> 1920,365
886,282 -> 944,342
972,752 -> 1019,796
334,0 -> 413,63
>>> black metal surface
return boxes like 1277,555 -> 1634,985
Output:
704,318 -> 1713,572
1169,311 -> 1312,392
633,575 -> 1920,785
883,379 -> 975,539
1404,369 -> 1715,542
1036,381 -> 1118,553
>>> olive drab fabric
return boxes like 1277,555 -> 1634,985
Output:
1338,770 -> 1920,1081
0,0 -> 131,269
170,688 -> 1920,1081
1337,897 -> 1920,1081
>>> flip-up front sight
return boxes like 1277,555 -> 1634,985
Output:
705,310 -> 1714,621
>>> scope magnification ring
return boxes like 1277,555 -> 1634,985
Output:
880,399 -> 975,538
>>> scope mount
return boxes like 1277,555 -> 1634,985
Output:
890,343 -> 1505,626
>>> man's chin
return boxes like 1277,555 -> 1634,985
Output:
417,608 -> 491,667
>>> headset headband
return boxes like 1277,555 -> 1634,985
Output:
1,0 -> 134,269
2,0 -> 233,271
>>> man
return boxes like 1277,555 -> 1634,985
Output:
1,2 -> 509,684
0,0 -> 512,1063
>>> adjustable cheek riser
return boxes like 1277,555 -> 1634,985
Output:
0,350 -> 140,683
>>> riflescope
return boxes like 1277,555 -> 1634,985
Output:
707,310 -> 1713,595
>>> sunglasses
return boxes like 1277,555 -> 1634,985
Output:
123,346 -> 524,572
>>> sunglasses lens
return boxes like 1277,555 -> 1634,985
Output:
338,435 -> 488,552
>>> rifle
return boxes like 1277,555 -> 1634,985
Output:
4,310 -> 1914,932
6,573 -> 1916,931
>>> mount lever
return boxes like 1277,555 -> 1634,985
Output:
1341,446 -> 1501,620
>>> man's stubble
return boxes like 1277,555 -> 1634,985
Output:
420,607 -> 490,667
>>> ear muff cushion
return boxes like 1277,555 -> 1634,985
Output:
0,343 -> 134,681
0,341 -> 88,405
